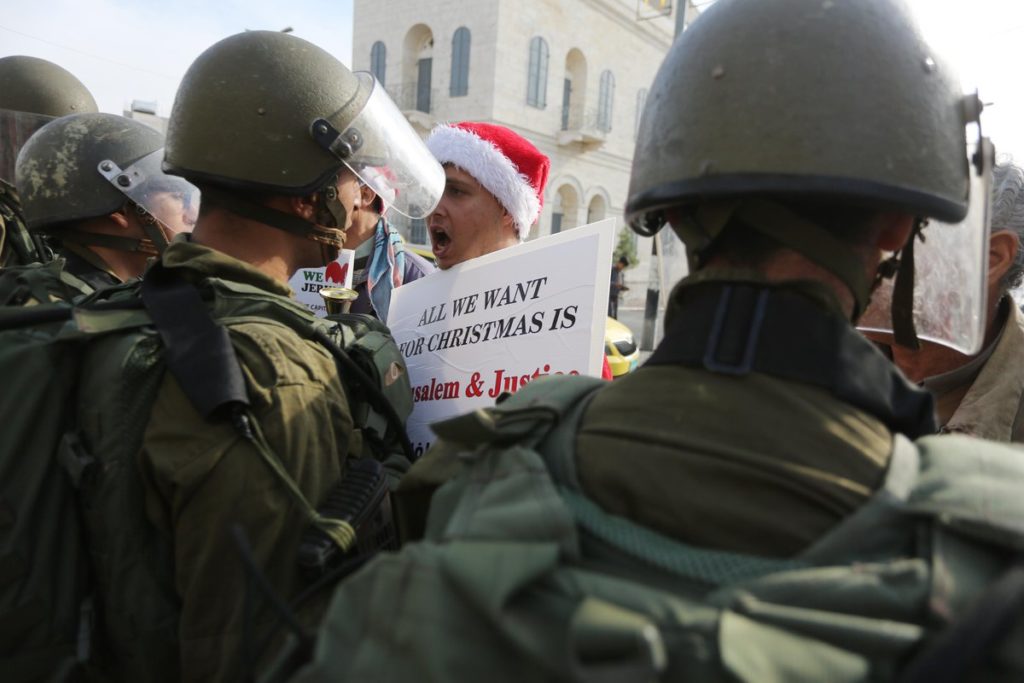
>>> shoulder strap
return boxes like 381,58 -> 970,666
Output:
139,261 -> 249,419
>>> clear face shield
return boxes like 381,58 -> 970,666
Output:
97,148 -> 201,235
0,109 -> 54,183
311,72 -> 444,219
858,103 -> 994,355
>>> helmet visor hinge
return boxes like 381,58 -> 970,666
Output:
311,118 -> 363,160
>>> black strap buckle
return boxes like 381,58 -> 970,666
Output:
702,286 -> 770,375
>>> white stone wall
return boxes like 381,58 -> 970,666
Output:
353,0 -> 699,309
353,0 -> 501,126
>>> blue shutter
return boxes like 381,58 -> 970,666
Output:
416,58 -> 432,113
371,41 -> 386,87
527,37 -> 549,108
635,88 -> 648,139
598,70 -> 615,132
451,28 -> 470,97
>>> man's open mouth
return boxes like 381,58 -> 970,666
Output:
430,225 -> 452,258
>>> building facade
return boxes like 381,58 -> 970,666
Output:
353,0 -> 701,309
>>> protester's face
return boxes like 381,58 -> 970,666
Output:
429,165 -> 516,269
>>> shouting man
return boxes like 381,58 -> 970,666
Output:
425,122 -> 549,269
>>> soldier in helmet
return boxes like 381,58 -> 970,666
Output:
74,31 -> 442,682
286,0 -> 1023,680
0,56 -> 98,267
15,113 -> 199,289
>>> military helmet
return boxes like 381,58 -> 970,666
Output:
16,113 -> 165,231
627,0 -> 973,235
164,30 -> 369,195
0,56 -> 98,117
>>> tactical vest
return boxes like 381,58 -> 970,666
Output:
286,375 -> 1024,683
0,263 -> 413,682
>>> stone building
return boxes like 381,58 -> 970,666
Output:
353,0 -> 705,309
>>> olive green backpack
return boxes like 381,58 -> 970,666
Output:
0,262 -> 413,682
288,375 -> 1024,683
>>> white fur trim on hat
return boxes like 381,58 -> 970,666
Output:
426,125 -> 541,240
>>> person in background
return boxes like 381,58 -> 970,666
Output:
608,254 -> 629,318
345,175 -> 434,322
876,161 -> 1024,441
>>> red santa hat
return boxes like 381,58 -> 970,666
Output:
426,122 -> 550,240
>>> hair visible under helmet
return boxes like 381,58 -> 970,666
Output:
426,122 -> 551,240
626,0 -> 986,339
15,113 -> 198,256
163,31 -> 443,261
991,162 -> 1024,293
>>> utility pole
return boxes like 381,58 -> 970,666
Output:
641,0 -> 688,351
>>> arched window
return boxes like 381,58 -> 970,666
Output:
635,88 -> 648,139
370,41 -> 387,86
526,37 -> 549,109
450,27 -> 471,97
598,70 -> 615,132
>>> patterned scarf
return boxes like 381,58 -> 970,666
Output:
366,217 -> 407,322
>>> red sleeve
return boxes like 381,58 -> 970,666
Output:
601,355 -> 613,381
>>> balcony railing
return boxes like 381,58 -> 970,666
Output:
557,107 -> 608,147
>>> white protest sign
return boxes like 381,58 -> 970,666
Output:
288,250 -> 356,317
387,218 -> 615,456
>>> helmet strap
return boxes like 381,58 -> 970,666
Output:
58,228 -> 160,257
201,186 -> 345,253
888,218 -> 927,350
313,179 -> 349,233
133,204 -> 172,254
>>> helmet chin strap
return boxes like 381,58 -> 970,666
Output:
884,218 -> 927,350
200,186 -> 346,266
57,203 -> 173,257
313,180 -> 349,266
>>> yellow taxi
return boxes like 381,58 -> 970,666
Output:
605,317 -> 639,378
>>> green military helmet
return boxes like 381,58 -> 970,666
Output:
164,30 -> 368,195
0,56 -> 98,117
16,113 -> 164,231
627,0 -> 973,235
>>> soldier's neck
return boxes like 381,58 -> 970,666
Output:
191,209 -> 303,285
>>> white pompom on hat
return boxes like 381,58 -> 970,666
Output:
426,122 -> 551,240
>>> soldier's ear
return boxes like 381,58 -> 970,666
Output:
107,207 -> 130,230
267,194 -> 317,221
873,212 -> 915,251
